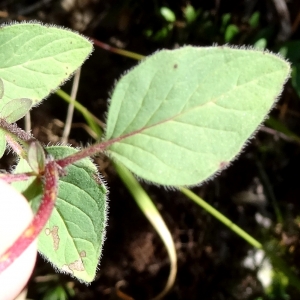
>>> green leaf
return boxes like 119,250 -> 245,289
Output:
224,24 -> 239,42
160,7 -> 176,22
27,140 -> 46,174
0,98 -> 32,122
105,46 -> 290,186
13,146 -> 108,283
0,131 -> 6,158
0,23 -> 93,109
183,4 -> 198,24
278,41 -> 300,63
221,13 -> 231,33
254,38 -> 267,50
0,78 -> 4,99
12,158 -> 42,204
249,11 -> 260,28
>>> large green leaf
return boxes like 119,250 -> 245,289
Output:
0,23 -> 93,109
105,46 -> 290,186
13,146 -> 107,283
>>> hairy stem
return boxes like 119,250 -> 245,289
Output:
56,139 -> 116,168
0,160 -> 59,273
0,172 -> 35,183
92,38 -> 145,60
0,118 -> 35,157
56,129 -> 141,168
0,119 -> 33,142
5,134 -> 26,157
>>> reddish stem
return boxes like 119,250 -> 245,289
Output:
5,134 -> 26,157
0,160 -> 59,272
56,138 -> 118,168
91,38 -> 145,60
0,118 -> 33,142
55,121 -> 157,168
0,172 -> 35,183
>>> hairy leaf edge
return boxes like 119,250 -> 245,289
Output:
0,21 -> 94,108
103,45 -> 291,189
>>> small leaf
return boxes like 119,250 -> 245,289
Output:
12,158 -> 42,203
160,7 -> 176,22
183,4 -> 198,24
254,38 -> 267,50
0,98 -> 32,122
278,41 -> 300,63
105,46 -> 290,186
0,23 -> 93,109
249,11 -> 260,28
225,24 -> 239,42
27,141 -> 46,174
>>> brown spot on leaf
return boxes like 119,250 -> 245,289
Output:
69,259 -> 85,271
52,226 -> 60,250
80,250 -> 86,257
173,63 -> 178,69
45,225 -> 60,251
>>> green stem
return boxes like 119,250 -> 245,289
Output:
180,187 -> 262,249
92,38 -> 145,60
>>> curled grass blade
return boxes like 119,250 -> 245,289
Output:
114,162 -> 177,300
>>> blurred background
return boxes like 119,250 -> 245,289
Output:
1,1 -> 300,299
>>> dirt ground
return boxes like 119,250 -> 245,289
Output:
1,1 -> 300,299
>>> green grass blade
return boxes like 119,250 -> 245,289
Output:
114,162 -> 177,299
266,117 -> 300,143
180,187 -> 300,292
56,89 -> 103,138
180,187 -> 262,249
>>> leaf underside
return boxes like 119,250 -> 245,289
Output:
105,46 -> 290,186
13,146 -> 107,283
0,98 -> 32,123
